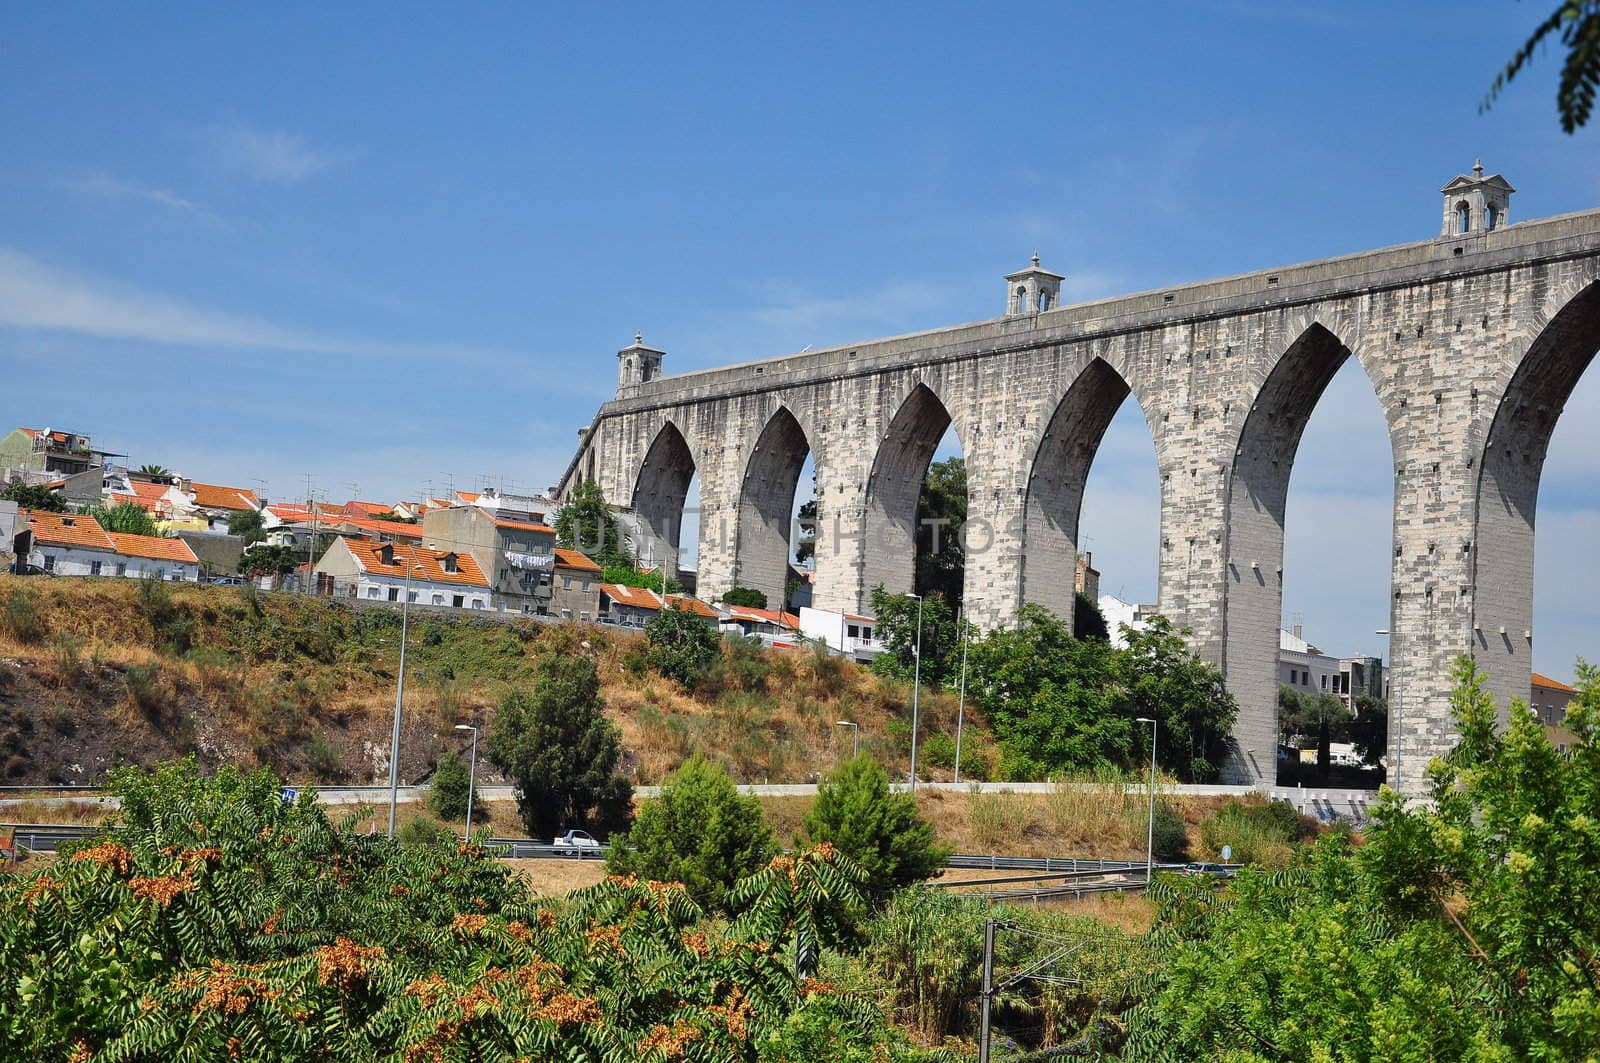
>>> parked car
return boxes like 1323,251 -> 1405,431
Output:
6,562 -> 49,576
553,829 -> 602,857
209,576 -> 244,586
1180,862 -> 1232,878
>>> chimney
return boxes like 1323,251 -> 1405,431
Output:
1293,622 -> 1303,640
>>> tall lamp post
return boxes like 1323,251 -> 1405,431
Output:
907,592 -> 925,792
1136,716 -> 1157,883
454,724 -> 479,842
387,555 -> 423,839
953,596 -> 982,784
835,720 -> 860,756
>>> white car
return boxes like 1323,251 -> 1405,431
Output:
552,829 -> 601,857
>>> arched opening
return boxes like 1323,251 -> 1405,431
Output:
862,383 -> 956,605
631,421 -> 696,584
1038,290 -> 1052,312
916,423 -> 966,607
1226,324 -> 1394,786
1024,358 -> 1152,632
1476,280 -> 1600,719
1015,287 -> 1028,313
1457,201 -> 1472,235
1487,205 -> 1499,231
733,407 -> 812,610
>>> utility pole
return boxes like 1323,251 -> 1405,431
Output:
979,918 -> 995,1063
387,556 -> 416,839
304,474 -> 318,596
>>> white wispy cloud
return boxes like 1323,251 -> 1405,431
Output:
196,123 -> 338,182
0,247 -> 510,366
62,172 -> 228,228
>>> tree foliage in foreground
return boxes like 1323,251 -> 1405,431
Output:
0,757 -> 948,1062
0,480 -> 66,513
1120,656 -> 1600,1060
644,604 -> 721,688
1485,1 -> 1600,132
86,500 -> 163,537
486,653 -> 631,841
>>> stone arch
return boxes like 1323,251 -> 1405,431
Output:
1020,357 -> 1137,625
1472,278 -> 1600,715
733,405 -> 812,608
860,382 -> 959,602
630,420 -> 698,571
1222,321 -> 1385,783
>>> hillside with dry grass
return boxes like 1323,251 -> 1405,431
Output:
0,575 -> 994,788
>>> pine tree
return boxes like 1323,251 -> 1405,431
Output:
487,654 -> 632,840
801,753 -> 950,903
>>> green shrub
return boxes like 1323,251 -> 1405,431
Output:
0,588 -> 45,644
137,576 -> 194,655
1152,801 -> 1189,862
1198,798 -> 1310,865
301,734 -> 342,780
428,748 -> 476,822
720,586 -> 768,609
123,662 -> 166,716
606,754 -> 775,913
643,606 -> 720,688
397,812 -> 452,846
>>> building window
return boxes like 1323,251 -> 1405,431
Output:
1038,290 -> 1051,311
1456,201 -> 1470,234
42,555 -> 55,572
561,608 -> 572,620
580,611 -> 590,622
367,587 -> 380,599
1015,286 -> 1027,312
1320,674 -> 1327,689
471,599 -> 484,609
90,560 -> 102,576
388,587 -> 400,602
1486,205 -> 1498,231
432,593 -> 444,605
452,594 -> 464,608
848,624 -> 860,638
408,590 -> 418,603
115,563 -> 126,577
563,576 -> 573,589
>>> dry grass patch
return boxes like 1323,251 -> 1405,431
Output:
505,856 -> 608,897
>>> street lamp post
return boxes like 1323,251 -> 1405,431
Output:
907,593 -> 924,792
454,724 -> 478,842
954,597 -> 982,784
387,557 -> 422,839
835,720 -> 860,756
1136,716 -> 1157,883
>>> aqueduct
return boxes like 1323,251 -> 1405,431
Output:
559,166 -> 1600,794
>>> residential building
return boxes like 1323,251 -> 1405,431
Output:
721,605 -> 801,648
551,548 -> 602,622
160,480 -> 262,535
1532,673 -> 1579,752
0,501 -> 19,570
1099,595 -> 1156,648
798,606 -> 885,662
313,539 -> 490,610
596,584 -> 721,628
0,427 -> 120,478
422,505 -> 556,614
1278,625 -> 1387,710
1074,552 -> 1099,603
19,510 -> 199,581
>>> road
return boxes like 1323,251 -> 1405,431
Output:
0,780 -> 1380,822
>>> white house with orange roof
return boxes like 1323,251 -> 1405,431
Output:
551,548 -> 603,622
20,510 -> 199,581
1532,673 -> 1580,753
721,605 -> 801,646
312,539 -> 490,610
798,606 -> 885,661
160,479 -> 261,534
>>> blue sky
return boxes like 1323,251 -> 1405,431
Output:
3,3 -> 1598,678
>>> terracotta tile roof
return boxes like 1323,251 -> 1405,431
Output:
598,583 -> 663,609
341,501 -> 392,518
725,605 -> 800,629
492,514 -> 556,535
1532,672 -> 1578,693
128,480 -> 170,501
188,482 -> 259,511
19,428 -> 73,445
108,492 -> 162,514
342,539 -> 489,587
665,594 -> 722,619
331,516 -> 425,539
843,612 -> 875,623
25,510 -> 112,551
106,532 -> 198,564
457,491 -> 481,504
553,548 -> 601,572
